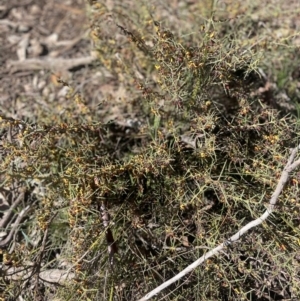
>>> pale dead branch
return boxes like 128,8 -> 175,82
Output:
0,203 -> 31,248
100,200 -> 118,269
0,191 -> 25,229
7,55 -> 97,73
94,177 -> 118,270
138,144 -> 300,301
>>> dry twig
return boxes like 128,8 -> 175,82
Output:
0,191 -> 25,229
94,177 -> 118,270
0,203 -> 30,248
100,201 -> 118,270
7,55 -> 97,73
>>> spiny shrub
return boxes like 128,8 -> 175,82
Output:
0,1 -> 299,301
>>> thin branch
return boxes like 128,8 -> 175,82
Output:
7,55 -> 97,73
100,200 -> 118,270
0,191 -> 25,228
94,177 -> 118,270
138,145 -> 300,301
0,204 -> 31,248
31,213 -> 58,293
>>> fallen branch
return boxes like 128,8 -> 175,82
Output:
138,144 -> 300,301
0,204 -> 31,248
7,55 -> 97,73
0,191 -> 25,229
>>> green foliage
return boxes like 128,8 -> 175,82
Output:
0,1 -> 299,300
